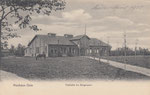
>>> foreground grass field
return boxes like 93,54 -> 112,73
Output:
103,56 -> 150,69
1,57 -> 150,80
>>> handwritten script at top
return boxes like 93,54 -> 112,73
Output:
92,4 -> 144,10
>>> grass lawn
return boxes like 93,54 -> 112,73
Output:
1,56 -> 150,80
103,56 -> 150,69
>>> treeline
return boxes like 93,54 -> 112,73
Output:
2,43 -> 26,57
110,47 -> 150,56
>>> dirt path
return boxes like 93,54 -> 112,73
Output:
86,56 -> 150,77
0,70 -> 28,81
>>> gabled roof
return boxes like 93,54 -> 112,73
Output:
70,35 -> 90,41
28,34 -> 111,48
40,35 -> 76,46
28,35 -> 76,46
89,38 -> 111,47
28,35 -> 38,46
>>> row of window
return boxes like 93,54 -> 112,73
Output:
26,46 -> 108,55
49,47 -> 77,54
25,46 -> 47,54
86,48 -> 107,54
87,49 -> 99,54
36,46 -> 47,54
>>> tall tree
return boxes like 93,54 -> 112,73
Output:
1,40 -> 8,49
3,41 -> 8,49
0,0 -> 66,57
9,44 -> 15,55
15,43 -> 25,56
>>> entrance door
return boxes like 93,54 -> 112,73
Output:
48,49 -> 54,57
80,48 -> 85,56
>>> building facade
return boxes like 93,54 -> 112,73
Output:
25,33 -> 111,57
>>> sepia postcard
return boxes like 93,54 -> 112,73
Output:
0,0 -> 150,95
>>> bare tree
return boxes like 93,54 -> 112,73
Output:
0,0 -> 66,57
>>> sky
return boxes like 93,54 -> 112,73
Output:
6,0 -> 150,50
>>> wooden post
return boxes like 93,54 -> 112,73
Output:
135,39 -> 138,59
99,48 -> 101,63
93,48 -> 95,60
78,41 -> 81,56
107,36 -> 110,63
124,31 -> 127,70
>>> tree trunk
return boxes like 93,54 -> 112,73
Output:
0,21 -> 2,62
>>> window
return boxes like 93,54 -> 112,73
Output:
29,48 -> 32,53
64,48 -> 66,54
55,49 -> 57,53
97,49 -> 99,53
45,46 -> 47,53
61,47 -> 63,52
90,49 -> 92,54
36,47 -> 40,53
69,47 -> 71,53
51,49 -> 53,53
73,48 -> 75,54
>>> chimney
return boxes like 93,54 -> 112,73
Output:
48,33 -> 56,37
64,34 -> 73,38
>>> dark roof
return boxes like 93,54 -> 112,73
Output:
89,38 -> 111,47
28,34 -> 111,48
70,35 -> 90,40
28,35 -> 76,46
28,35 -> 38,46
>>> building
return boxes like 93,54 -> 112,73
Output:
25,33 -> 111,57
